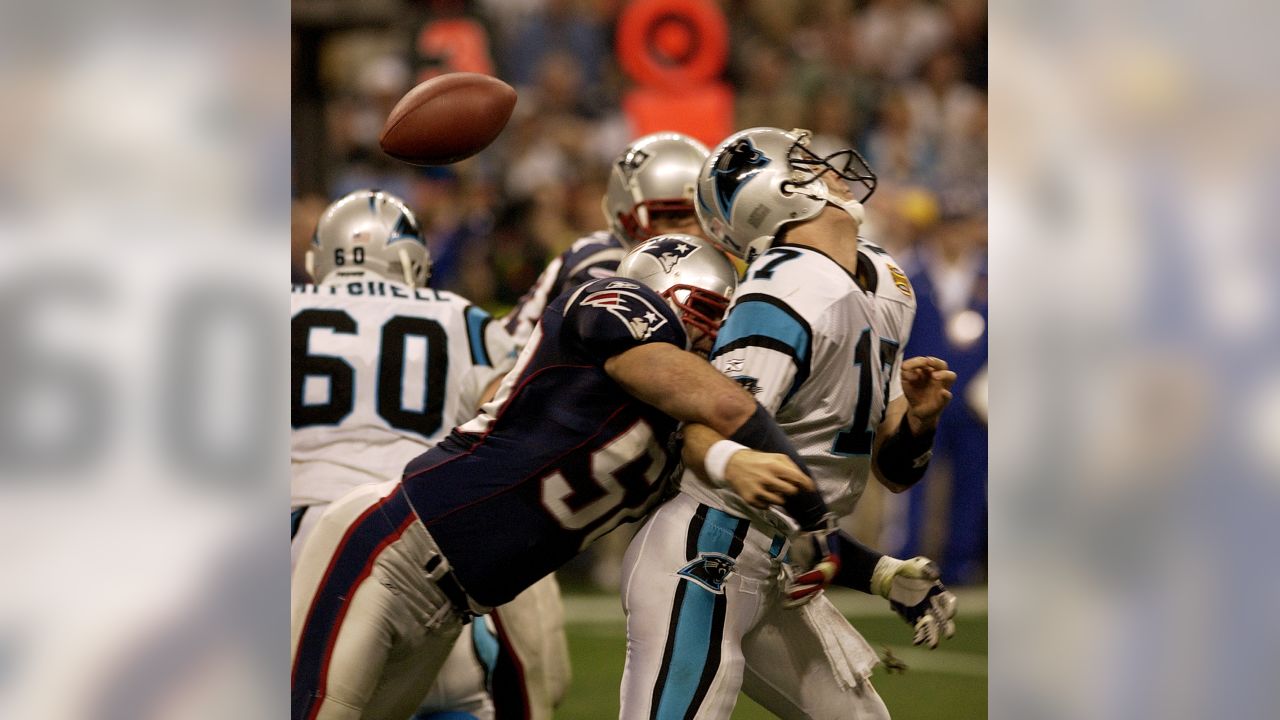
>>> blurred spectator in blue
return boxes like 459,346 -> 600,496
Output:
734,39 -> 805,134
792,0 -> 882,142
904,48 -> 983,162
804,86 -> 858,158
897,214 -> 988,585
500,0 -> 608,110
866,89 -> 936,188
936,96 -> 988,219
856,0 -> 950,82
503,51 -> 593,202
328,55 -> 416,199
408,165 -> 495,293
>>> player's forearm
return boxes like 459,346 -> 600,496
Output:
831,531 -> 886,595
680,423 -> 721,478
724,404 -> 829,529
610,344 -> 831,528
872,401 -> 936,491
606,343 -> 757,433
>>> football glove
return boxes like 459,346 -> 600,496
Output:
781,514 -> 841,607
871,556 -> 957,649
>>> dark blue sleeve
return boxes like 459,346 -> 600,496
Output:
564,278 -> 687,364
562,255 -> 620,292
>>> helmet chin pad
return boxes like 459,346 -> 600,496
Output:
820,180 -> 867,227
789,177 -> 865,227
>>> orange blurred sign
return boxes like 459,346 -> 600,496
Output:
416,18 -> 495,81
617,0 -> 733,145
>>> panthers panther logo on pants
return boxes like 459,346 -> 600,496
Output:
677,552 -> 736,594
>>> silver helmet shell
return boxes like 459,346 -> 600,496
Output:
603,132 -> 710,248
307,189 -> 431,288
695,127 -> 876,262
616,233 -> 737,343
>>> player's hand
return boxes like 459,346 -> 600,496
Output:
724,450 -> 814,509
900,356 -> 956,429
872,556 -> 957,649
782,516 -> 841,607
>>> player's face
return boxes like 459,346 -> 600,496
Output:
649,211 -> 705,239
822,174 -> 855,202
687,325 -> 716,357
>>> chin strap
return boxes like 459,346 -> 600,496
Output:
815,178 -> 866,227
398,247 -> 416,288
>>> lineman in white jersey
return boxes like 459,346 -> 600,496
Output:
291,189 -> 519,720
502,132 -> 709,351
619,129 -> 959,719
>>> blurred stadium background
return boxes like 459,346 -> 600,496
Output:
292,0 -> 987,715
6,0 -> 1279,718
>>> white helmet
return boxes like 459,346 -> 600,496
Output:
695,127 -> 877,262
307,189 -> 432,287
603,132 -> 710,248
617,234 -> 737,344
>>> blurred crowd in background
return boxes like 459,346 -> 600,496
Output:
292,0 -> 988,585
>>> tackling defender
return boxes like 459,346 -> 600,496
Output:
291,235 -> 830,720
490,131 -> 710,717
618,128 -> 959,719
291,189 -> 520,720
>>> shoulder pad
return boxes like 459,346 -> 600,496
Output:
858,242 -> 915,303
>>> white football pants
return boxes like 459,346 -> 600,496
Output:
619,492 -> 890,720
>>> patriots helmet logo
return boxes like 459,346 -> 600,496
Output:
712,138 -> 770,219
581,288 -> 670,341
677,552 -> 737,594
641,238 -> 697,273
617,148 -> 651,179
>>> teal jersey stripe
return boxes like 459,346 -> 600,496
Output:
712,297 -> 811,363
465,306 -> 493,366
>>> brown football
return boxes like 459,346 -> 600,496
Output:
379,73 -> 517,166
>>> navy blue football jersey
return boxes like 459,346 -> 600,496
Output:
402,277 -> 688,607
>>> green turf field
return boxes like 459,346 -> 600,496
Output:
554,588 -> 987,719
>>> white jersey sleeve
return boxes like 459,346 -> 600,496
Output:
682,242 -> 917,523
290,279 -> 514,506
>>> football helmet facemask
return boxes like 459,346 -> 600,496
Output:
695,127 -> 876,262
603,132 -> 710,248
307,189 -> 432,288
616,234 -> 737,350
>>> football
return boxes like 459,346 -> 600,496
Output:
379,72 -> 518,166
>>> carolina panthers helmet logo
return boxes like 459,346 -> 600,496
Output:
712,138 -> 770,219
641,238 -> 696,273
677,552 -> 737,594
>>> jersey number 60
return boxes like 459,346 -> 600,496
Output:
291,309 -> 447,438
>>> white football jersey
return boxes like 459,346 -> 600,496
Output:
683,240 -> 917,523
291,276 -> 515,506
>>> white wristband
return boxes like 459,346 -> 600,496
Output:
703,439 -> 748,488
